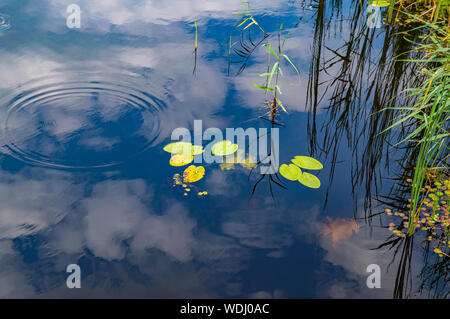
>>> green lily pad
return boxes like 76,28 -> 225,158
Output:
292,156 -> 323,170
298,172 -> 321,189
279,164 -> 302,181
212,140 -> 238,156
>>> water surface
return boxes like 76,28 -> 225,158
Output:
0,0 -> 445,298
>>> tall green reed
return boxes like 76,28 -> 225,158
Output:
253,25 -> 300,117
382,14 -> 449,235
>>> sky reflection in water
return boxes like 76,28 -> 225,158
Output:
0,0 -> 436,298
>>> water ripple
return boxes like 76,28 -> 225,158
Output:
0,14 -> 10,31
0,75 -> 164,169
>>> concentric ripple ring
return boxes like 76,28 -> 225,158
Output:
0,14 -> 10,31
0,77 -> 164,169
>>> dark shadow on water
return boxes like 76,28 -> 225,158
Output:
301,0 -> 448,298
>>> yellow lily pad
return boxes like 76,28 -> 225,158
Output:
212,140 -> 238,156
292,156 -> 323,170
220,150 -> 257,170
173,173 -> 183,185
279,164 -> 302,181
164,142 -> 192,153
298,172 -> 321,189
191,145 -> 204,155
240,154 -> 258,170
164,142 -> 204,155
370,0 -> 390,7
183,165 -> 205,183
169,153 -> 193,166
220,163 -> 236,171
221,150 -> 243,167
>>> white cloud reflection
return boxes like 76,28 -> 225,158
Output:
0,175 -> 250,297
45,0 -> 296,27
0,0 -> 433,299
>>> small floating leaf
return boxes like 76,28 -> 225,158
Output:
169,153 -> 193,166
298,172 -> 321,189
212,140 -> 238,156
183,165 -> 205,183
292,156 -> 323,170
172,173 -> 183,186
279,164 -> 302,181
240,155 -> 258,170
220,163 -> 235,170
369,0 -> 390,7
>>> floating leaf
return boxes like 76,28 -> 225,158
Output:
164,142 -> 192,153
220,163 -> 236,170
169,153 -> 193,166
164,142 -> 204,155
279,164 -> 302,181
369,0 -> 390,7
190,145 -> 204,155
172,173 -> 183,186
240,155 -> 258,170
292,156 -> 323,170
183,165 -> 205,183
298,172 -> 321,189
224,150 -> 242,164
220,150 -> 243,171
212,140 -> 238,156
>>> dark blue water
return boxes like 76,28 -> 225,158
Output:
0,0 -> 439,298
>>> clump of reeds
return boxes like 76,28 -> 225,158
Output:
382,12 -> 449,235
388,0 -> 450,27
253,26 -> 299,122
